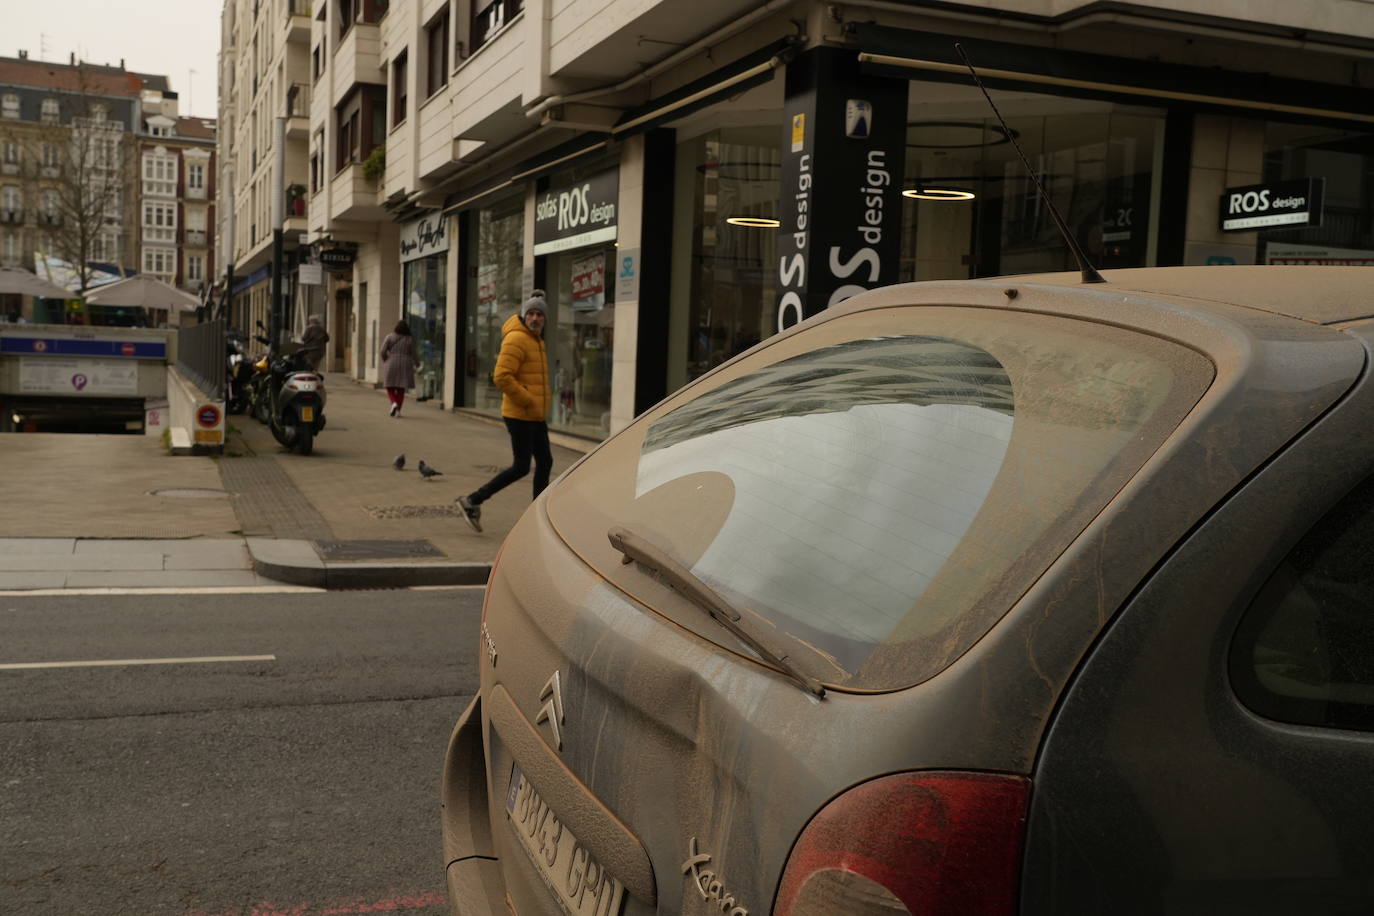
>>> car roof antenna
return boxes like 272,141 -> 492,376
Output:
954,42 -> 1106,284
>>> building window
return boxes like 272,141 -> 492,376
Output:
426,10 -> 450,97
187,254 -> 204,282
313,43 -> 323,80
142,247 -> 175,278
334,86 -> 385,172
311,128 -> 324,191
187,162 -> 205,192
41,143 -> 58,169
472,0 -> 523,52
392,50 -> 407,127
2,185 -> 21,219
142,152 -> 176,197
90,103 -> 107,122
1,232 -> 17,265
1,94 -> 17,119
143,201 -> 177,242
40,98 -> 59,124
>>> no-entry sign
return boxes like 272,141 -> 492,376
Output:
196,404 -> 222,428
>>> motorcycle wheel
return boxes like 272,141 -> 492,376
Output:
253,393 -> 272,425
295,420 -> 314,456
270,420 -> 292,448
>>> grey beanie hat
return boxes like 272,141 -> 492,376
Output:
521,289 -> 547,318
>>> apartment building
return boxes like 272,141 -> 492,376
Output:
218,0 -> 315,345
136,88 -> 218,298
229,0 -> 1374,449
0,54 -> 148,321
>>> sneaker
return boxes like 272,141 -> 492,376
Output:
389,403 -> 399,417
457,495 -> 483,533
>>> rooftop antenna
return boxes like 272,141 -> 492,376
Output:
955,42 -> 1105,284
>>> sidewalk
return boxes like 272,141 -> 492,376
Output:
0,378 -> 589,590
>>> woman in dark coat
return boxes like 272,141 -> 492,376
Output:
379,320 -> 420,417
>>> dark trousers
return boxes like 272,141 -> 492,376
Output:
470,418 -> 552,504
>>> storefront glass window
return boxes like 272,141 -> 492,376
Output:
404,255 -> 446,400
1260,123 -> 1374,265
464,193 -> 525,411
667,126 -> 781,391
545,243 -> 615,438
900,84 -> 1164,280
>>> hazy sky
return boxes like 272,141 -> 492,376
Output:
6,1 -> 222,119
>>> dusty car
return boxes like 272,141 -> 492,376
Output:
442,266 -> 1374,915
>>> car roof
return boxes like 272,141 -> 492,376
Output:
994,266 -> 1374,326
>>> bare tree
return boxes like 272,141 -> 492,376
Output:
0,63 -> 137,295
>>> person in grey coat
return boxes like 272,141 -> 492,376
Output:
380,320 -> 421,417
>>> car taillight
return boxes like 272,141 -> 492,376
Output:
773,771 -> 1030,916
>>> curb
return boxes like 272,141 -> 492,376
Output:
246,538 -> 490,589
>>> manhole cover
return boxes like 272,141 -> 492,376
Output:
149,488 -> 230,499
314,539 -> 446,560
364,504 -> 467,520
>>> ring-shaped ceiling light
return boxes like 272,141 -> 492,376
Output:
906,121 -> 1017,149
726,216 -> 781,227
903,188 -> 976,201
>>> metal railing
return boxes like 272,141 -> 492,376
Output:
177,318 -> 224,401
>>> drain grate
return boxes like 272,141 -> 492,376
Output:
364,504 -> 467,520
313,539 -> 446,560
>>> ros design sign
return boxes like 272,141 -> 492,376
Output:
1220,178 -> 1324,232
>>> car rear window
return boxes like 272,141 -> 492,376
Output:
547,307 -> 1213,690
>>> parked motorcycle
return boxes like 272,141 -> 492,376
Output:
248,322 -> 327,455
224,330 -> 255,415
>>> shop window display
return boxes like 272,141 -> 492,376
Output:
464,194 -> 525,411
404,255 -> 446,401
899,84 -> 1164,280
545,244 -> 614,438
1260,122 -> 1374,265
667,126 -> 782,392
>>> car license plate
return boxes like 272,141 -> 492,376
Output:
300,406 -> 314,422
506,765 -> 626,916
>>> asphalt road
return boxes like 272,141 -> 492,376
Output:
0,587 -> 483,916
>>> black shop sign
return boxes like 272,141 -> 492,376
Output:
776,46 -> 908,331
1220,178 -> 1324,232
533,168 -> 619,256
318,247 -> 356,271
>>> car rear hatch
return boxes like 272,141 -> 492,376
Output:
461,290 -> 1363,916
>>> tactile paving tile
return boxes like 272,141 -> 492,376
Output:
217,456 -> 334,540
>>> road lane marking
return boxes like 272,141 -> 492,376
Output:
0,655 -> 277,670
0,586 -> 325,597
1,584 -> 482,596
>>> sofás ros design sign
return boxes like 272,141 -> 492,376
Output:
533,169 -> 619,256
1220,178 -> 1324,232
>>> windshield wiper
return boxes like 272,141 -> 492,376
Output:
607,526 -> 826,699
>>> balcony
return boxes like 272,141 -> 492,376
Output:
1,208 -> 23,224
39,212 -> 61,227
286,83 -> 310,139
286,0 -> 311,44
328,162 -> 385,222
184,229 -> 208,247
1,162 -> 18,176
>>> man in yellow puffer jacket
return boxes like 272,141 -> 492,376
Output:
457,291 -> 552,533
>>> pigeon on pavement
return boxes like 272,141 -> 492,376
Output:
392,454 -> 405,470
418,460 -> 443,480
